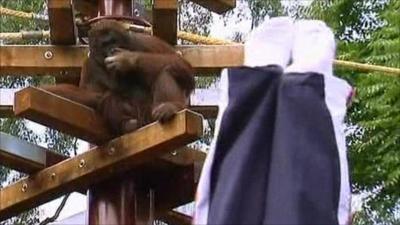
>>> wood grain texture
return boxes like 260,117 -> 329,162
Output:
48,0 -> 76,45
0,110 -> 203,220
14,87 -> 111,144
0,45 -> 244,76
153,0 -> 178,45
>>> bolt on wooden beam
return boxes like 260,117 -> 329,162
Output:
190,0 -> 236,14
0,45 -> 244,76
0,110 -> 203,221
0,45 -> 86,76
0,132 -> 67,174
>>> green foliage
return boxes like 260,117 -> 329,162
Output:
346,0 -> 400,220
247,0 -> 284,28
225,0 -> 400,222
298,0 -> 400,222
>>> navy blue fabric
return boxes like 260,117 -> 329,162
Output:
208,67 -> 341,225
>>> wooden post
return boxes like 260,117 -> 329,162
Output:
89,1 -> 155,224
153,0 -> 178,45
88,173 -> 154,225
48,0 -> 77,44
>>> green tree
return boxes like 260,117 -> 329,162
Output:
345,0 -> 400,223
216,0 -> 400,222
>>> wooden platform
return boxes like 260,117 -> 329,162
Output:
0,110 -> 203,220
0,88 -> 219,119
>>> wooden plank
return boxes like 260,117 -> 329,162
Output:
190,0 -> 236,14
0,133 -> 67,174
1,104 -> 217,119
0,45 -> 244,76
159,211 -> 192,225
0,110 -> 203,221
2,104 -> 217,120
12,87 -> 213,144
2,88 -> 219,119
0,46 -> 86,76
191,105 -> 218,119
153,0 -> 178,45
47,0 -> 76,45
179,45 -> 244,71
14,87 -> 112,144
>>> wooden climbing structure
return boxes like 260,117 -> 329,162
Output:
0,0 -> 236,224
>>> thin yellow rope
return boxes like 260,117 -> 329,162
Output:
0,31 -> 50,41
1,28 -> 399,76
175,31 -> 400,76
0,6 -> 47,20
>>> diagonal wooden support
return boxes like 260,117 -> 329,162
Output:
48,0 -> 76,45
153,0 -> 178,45
0,45 -> 244,76
0,110 -> 203,221
14,87 -> 111,144
190,0 -> 236,14
0,132 -> 67,174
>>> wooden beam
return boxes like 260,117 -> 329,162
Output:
0,45 -> 243,76
153,0 -> 178,45
0,46 -> 86,76
1,104 -> 218,119
190,105 -> 218,119
0,132 -> 67,174
159,211 -> 192,225
1,87 -> 219,119
0,110 -> 203,220
190,0 -> 236,14
47,0 -> 76,45
12,87 -> 213,144
14,87 -> 112,144
179,45 -> 243,71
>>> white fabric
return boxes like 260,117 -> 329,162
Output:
194,69 -> 230,224
285,20 -> 336,76
195,18 -> 352,225
244,17 -> 294,68
285,20 -> 352,224
324,75 -> 353,225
